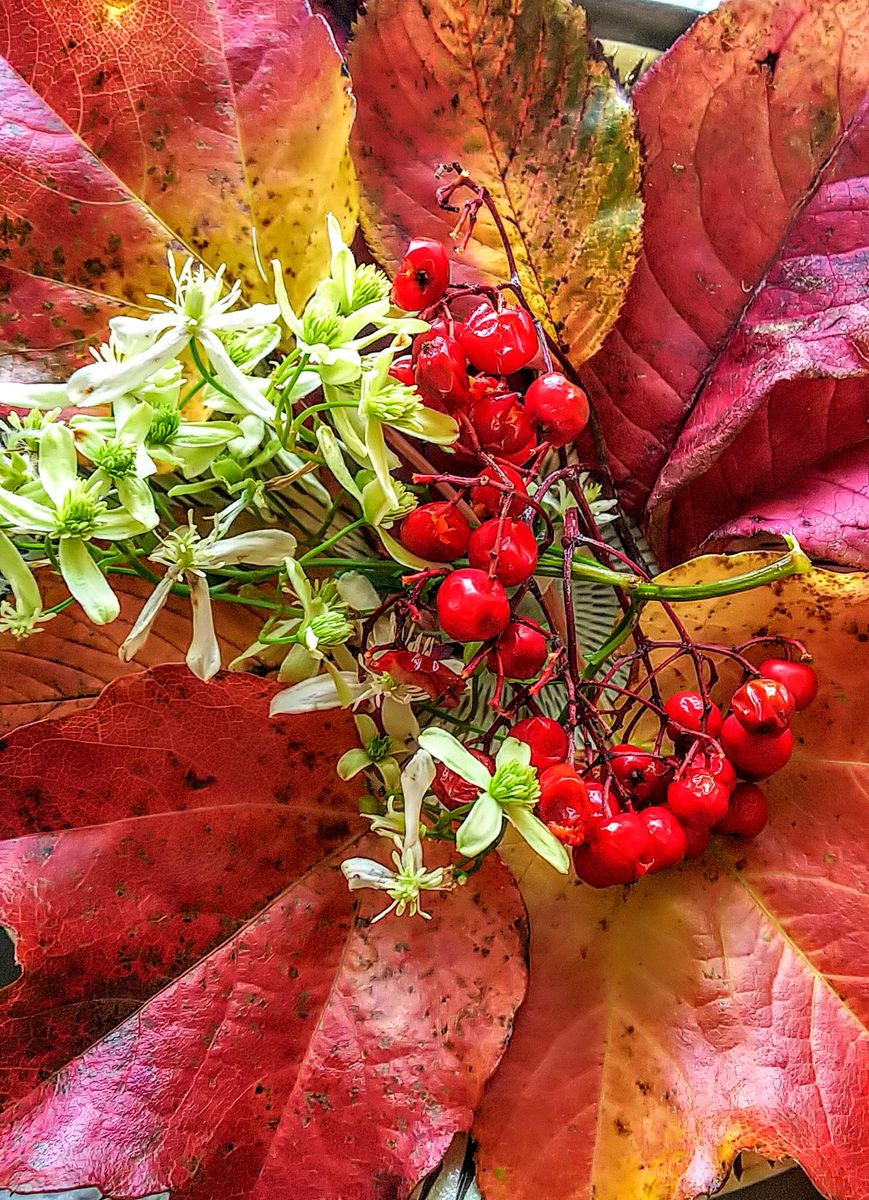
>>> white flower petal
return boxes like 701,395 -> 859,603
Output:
186,572 -> 221,681
340,857 -> 395,892
455,791 -> 503,859
400,749 -> 436,854
38,424 -> 78,507
336,570 -> 380,612
418,728 -> 491,790
505,806 -> 570,874
68,327 -> 188,406
118,570 -> 177,662
58,538 -> 119,625
205,529 -> 297,567
0,530 -> 42,613
495,736 -> 533,769
198,331 -> 277,422
269,672 -> 358,716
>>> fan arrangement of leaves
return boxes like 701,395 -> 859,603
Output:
0,0 -> 866,1198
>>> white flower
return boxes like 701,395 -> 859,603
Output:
0,531 -> 53,639
270,658 -> 424,742
336,708 -> 415,794
0,424 -> 156,624
418,728 -> 570,872
119,518 -> 297,680
341,750 -> 451,921
67,256 -> 280,422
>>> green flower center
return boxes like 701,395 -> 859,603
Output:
489,761 -> 540,807
348,265 -> 390,313
92,439 -> 137,478
148,404 -> 181,446
54,484 -> 104,539
364,384 -> 421,423
364,734 -> 394,764
305,608 -> 352,647
302,301 -> 344,347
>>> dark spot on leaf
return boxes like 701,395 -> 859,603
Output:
184,768 -> 216,791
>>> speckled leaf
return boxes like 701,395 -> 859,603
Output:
348,0 -> 642,364
582,0 -> 869,565
474,554 -> 869,1200
0,666 -> 527,1199
0,0 -> 356,379
0,573 -> 263,733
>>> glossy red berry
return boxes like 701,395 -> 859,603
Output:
467,517 -> 538,586
523,372 -> 590,446
714,782 -> 769,838
731,677 -> 795,735
470,462 -> 528,518
640,806 -> 688,873
471,393 -> 536,458
758,658 -> 818,711
664,690 -> 723,738
509,716 -> 570,772
610,744 -> 672,804
537,764 -> 588,845
667,769 -> 730,828
469,374 -> 510,404
459,304 -> 539,374
681,822 -> 711,860
388,357 -> 416,386
436,568 -> 510,643
581,777 -> 620,829
489,621 -> 548,679
399,502 -> 471,563
691,750 -> 737,793
391,238 -> 450,311
572,813 -> 654,888
414,335 -> 471,412
431,746 -> 495,808
720,716 -> 793,780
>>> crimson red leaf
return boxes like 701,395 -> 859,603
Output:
583,0 -> 869,565
0,0 -> 356,378
0,665 -> 526,1197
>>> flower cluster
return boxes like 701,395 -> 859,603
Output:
0,182 -> 817,919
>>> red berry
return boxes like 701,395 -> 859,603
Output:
431,746 -> 495,808
681,822 -> 711,860
469,374 -> 510,404
582,777 -> 620,828
489,621 -> 548,679
414,334 -> 471,412
664,690 -> 723,738
714,782 -> 769,838
467,517 -> 538,586
640,806 -> 688,873
610,744 -> 672,804
399,502 -> 471,563
391,238 -> 450,311
731,677 -> 795,736
691,750 -> 737,793
572,813 -> 654,888
470,462 -> 528,518
388,357 -> 416,386
720,717 -> 793,780
509,716 -> 570,772
758,658 -> 818,711
471,393 -> 536,458
411,315 -> 463,359
667,770 -> 730,828
537,764 -> 588,845
523,372 -> 590,446
436,569 -> 510,643
459,304 -> 539,374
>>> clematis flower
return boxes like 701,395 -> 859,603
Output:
314,213 -> 392,317
66,257 -> 280,421
119,518 -> 297,680
418,728 -> 570,872
336,709 -> 415,794
340,749 -> 452,921
0,530 -> 53,639
0,424 -> 156,624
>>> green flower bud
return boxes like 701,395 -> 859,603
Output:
303,607 -> 353,647
349,264 -> 390,313
363,382 -> 422,423
53,482 -> 105,539
301,299 -> 344,348
92,438 -> 137,478
148,403 -> 181,446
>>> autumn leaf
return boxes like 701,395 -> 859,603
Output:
473,554 -> 869,1200
582,0 -> 869,566
0,665 -> 527,1199
0,0 -> 357,379
348,0 -> 642,364
0,573 -> 264,734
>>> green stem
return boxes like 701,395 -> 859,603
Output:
581,599 -> 642,678
189,340 -> 237,404
298,517 -> 367,565
632,539 -> 810,601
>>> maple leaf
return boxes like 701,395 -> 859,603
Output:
581,0 -> 869,567
0,0 -> 357,380
472,554 -> 869,1200
0,665 -> 527,1199
348,0 -> 643,365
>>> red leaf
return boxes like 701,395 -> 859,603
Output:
0,0 -> 356,378
0,665 -> 527,1197
472,556 -> 869,1200
583,0 -> 869,565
